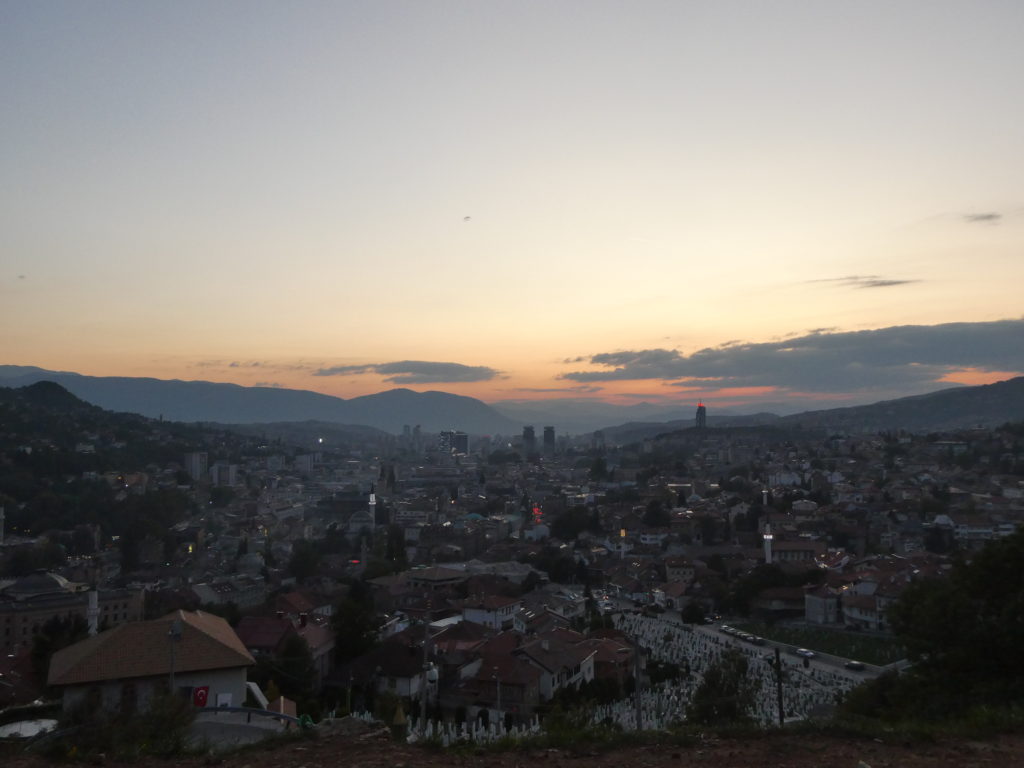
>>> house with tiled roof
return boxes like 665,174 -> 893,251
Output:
461,594 -> 522,629
513,631 -> 595,700
234,615 -> 297,657
575,636 -> 634,687
48,610 -> 254,712
452,652 -> 542,724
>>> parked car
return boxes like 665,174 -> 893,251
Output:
795,648 -> 816,659
844,660 -> 865,671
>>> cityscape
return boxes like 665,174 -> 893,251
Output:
1,376 -> 1023,761
3,2 -> 1024,766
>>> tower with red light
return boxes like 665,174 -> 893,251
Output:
695,401 -> 707,429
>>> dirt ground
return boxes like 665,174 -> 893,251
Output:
5,719 -> 1024,768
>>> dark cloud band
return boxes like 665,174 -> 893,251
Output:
560,319 -> 1024,394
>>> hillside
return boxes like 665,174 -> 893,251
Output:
3,365 -> 1022,438
0,367 -> 521,435
780,376 -> 1024,433
5,722 -> 1023,768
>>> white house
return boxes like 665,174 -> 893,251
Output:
48,610 -> 254,712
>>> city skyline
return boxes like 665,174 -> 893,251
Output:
3,2 -> 1023,410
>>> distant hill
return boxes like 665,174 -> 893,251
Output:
779,376 -> 1024,433
3,365 -> 1021,439
0,366 -> 521,435
491,399 -> 802,435
490,399 -> 694,434
597,413 -> 783,445
603,377 -> 1024,444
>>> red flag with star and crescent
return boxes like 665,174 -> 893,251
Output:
193,686 -> 209,707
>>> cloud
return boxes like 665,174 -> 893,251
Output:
192,360 -> 317,373
508,385 -> 604,394
560,319 -> 1024,395
809,275 -> 921,290
314,360 -> 500,384
964,212 -> 1001,224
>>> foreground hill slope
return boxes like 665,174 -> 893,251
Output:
6,721 -> 1023,768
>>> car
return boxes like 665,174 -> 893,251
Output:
795,648 -> 816,659
844,660 -> 866,671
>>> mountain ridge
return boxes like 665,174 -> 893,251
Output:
0,367 -> 520,434
1,366 -> 1021,437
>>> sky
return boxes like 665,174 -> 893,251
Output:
2,1 -> 1023,412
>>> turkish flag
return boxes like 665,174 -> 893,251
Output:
193,686 -> 209,707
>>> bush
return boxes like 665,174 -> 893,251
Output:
44,693 -> 196,760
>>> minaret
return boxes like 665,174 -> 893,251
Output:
695,402 -> 707,429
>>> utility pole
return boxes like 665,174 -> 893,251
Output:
168,617 -> 182,693
420,606 -> 433,734
633,639 -> 643,730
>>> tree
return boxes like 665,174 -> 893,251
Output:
209,486 -> 235,507
287,539 -> 322,583
384,524 -> 408,568
846,527 -> 1024,721
2,540 -> 66,576
686,648 -> 759,725
643,499 -> 670,528
254,634 -> 316,703
32,613 -> 89,682
550,506 -> 591,541
331,597 -> 379,665
680,602 -> 706,625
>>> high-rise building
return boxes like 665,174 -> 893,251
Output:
183,451 -> 208,481
210,462 -> 239,487
439,430 -> 468,454
695,402 -> 707,429
439,430 -> 455,453
522,426 -> 536,454
543,426 -> 556,455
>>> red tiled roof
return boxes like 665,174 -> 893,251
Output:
235,615 -> 296,652
48,610 -> 254,686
